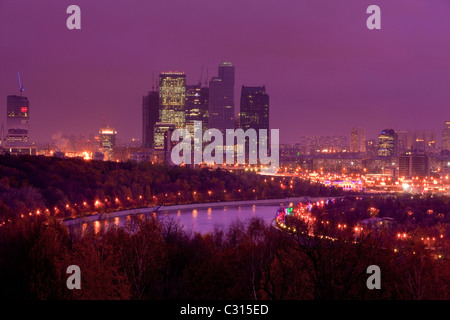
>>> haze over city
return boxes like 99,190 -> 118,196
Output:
1,0 -> 450,144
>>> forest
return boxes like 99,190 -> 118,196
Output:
0,155 -> 344,222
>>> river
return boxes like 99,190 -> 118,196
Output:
64,197 -> 332,235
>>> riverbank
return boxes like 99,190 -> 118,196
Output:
62,196 -> 334,227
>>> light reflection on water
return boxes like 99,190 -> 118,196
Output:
71,204 -> 282,235
94,220 -> 100,234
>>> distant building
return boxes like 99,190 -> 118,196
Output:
153,122 -> 176,150
240,86 -> 269,132
99,127 -> 117,160
209,62 -> 235,132
378,129 -> 398,156
239,86 -> 270,160
295,136 -> 347,154
350,127 -> 366,153
442,121 -> 450,151
185,84 -> 209,136
312,153 -> 364,172
399,153 -> 430,178
159,72 -> 186,128
365,139 -> 378,156
6,95 -> 30,147
142,90 -> 159,148
396,130 -> 437,153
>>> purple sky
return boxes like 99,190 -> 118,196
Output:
1,0 -> 450,144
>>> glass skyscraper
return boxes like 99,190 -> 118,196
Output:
185,84 -> 209,136
239,86 -> 269,132
142,90 -> 159,148
208,62 -> 235,132
159,72 -> 186,128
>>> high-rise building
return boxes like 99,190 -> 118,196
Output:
239,86 -> 269,132
142,90 -> 159,148
99,126 -> 117,160
442,121 -> 450,151
159,72 -> 186,128
153,122 -> 176,150
396,130 -> 437,152
209,62 -> 235,132
185,84 -> 209,136
6,95 -> 29,147
378,129 -> 398,156
350,127 -> 366,153
399,153 -> 429,178
239,86 -> 270,162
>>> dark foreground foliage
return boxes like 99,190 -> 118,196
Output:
0,214 -> 449,300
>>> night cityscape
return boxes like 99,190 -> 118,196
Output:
0,0 -> 450,311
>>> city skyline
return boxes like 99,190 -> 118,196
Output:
2,1 -> 450,144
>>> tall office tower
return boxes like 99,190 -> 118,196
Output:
239,86 -> 269,132
99,126 -> 117,160
239,86 -> 270,162
185,84 -> 209,135
378,129 -> 398,156
159,72 -> 186,128
350,127 -> 366,153
442,121 -> 450,151
6,95 -> 30,147
142,90 -> 159,148
208,62 -> 235,132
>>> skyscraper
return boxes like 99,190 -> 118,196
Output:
350,127 -> 366,153
142,90 -> 159,148
378,129 -> 398,156
6,95 -> 29,147
159,72 -> 186,128
442,121 -> 450,151
185,84 -> 209,136
239,86 -> 269,131
99,126 -> 117,160
239,86 -> 270,162
208,62 -> 235,132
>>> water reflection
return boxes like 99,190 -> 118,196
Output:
94,220 -> 100,234
70,204 -> 281,235
207,208 -> 212,220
